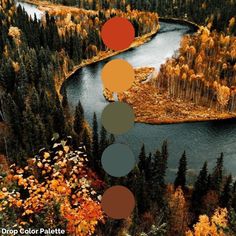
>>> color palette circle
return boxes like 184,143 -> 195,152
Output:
101,17 -> 135,51
101,143 -> 135,177
101,185 -> 135,219
101,101 -> 134,134
101,59 -> 135,93
100,16 -> 136,222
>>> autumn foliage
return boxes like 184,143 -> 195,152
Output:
155,27 -> 236,111
0,138 -> 104,235
167,186 -> 189,235
186,208 -> 228,236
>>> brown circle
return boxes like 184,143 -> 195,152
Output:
101,185 -> 135,219
101,17 -> 135,51
101,59 -> 135,93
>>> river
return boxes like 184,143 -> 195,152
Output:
16,1 -> 44,19
17,1 -> 236,183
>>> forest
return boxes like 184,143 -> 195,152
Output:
0,0 -> 158,163
0,0 -> 236,235
155,26 -> 236,112
1,130 -> 236,235
46,0 -> 236,34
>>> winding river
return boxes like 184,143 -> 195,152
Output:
17,1 -> 236,182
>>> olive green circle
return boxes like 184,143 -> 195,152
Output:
101,102 -> 134,135
101,143 -> 136,177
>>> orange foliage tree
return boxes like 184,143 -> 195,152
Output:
155,27 -> 236,112
167,185 -> 189,235
186,208 -> 228,236
0,138 -> 104,235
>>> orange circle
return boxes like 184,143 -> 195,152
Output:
101,185 -> 135,219
101,17 -> 135,51
101,59 -> 135,92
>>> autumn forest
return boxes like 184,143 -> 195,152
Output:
0,0 -> 236,235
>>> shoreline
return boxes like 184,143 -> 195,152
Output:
57,28 -> 159,94
114,68 -> 236,125
136,115 -> 236,126
64,28 -> 160,81
159,17 -> 200,31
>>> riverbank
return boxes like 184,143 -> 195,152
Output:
63,27 -> 159,79
55,29 -> 159,93
105,67 -> 236,125
159,17 -> 200,31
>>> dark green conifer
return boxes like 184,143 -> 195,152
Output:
73,101 -> 84,138
220,174 -> 233,208
211,153 -> 224,192
174,151 -> 187,190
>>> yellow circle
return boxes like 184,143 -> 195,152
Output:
101,59 -> 135,93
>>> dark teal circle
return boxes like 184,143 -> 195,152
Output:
101,143 -> 136,177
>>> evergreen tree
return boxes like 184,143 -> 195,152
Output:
99,125 -> 108,157
192,162 -> 209,214
127,166 -> 150,215
211,153 -> 224,192
220,174 -> 232,208
52,99 -> 66,135
138,144 -> 146,173
232,181 -> 236,212
151,142 -> 168,206
160,140 -> 168,189
151,149 -> 162,201
136,169 -> 150,214
82,127 -> 91,157
61,88 -> 69,109
73,101 -> 84,138
92,113 -> 99,169
145,152 -> 152,184
174,151 -> 187,190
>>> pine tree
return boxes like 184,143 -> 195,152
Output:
151,142 -> 168,206
211,153 -> 224,192
61,88 -> 69,109
127,166 -> 150,215
73,101 -> 84,138
174,151 -> 187,190
151,150 -> 161,200
52,98 -> 66,136
82,127 -> 91,157
136,169 -> 150,214
138,144 -> 146,173
192,162 -> 209,214
92,113 -> 99,169
99,125 -> 108,157
232,181 -> 236,212
220,174 -> 233,208
145,152 -> 152,184
160,140 -> 168,189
